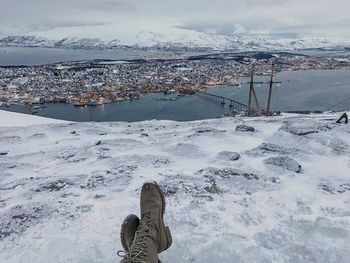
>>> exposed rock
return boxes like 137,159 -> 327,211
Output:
236,125 -> 255,132
196,127 -> 218,133
0,152 -> 8,156
93,194 -> 105,199
160,180 -> 205,197
153,157 -> 171,166
247,143 -> 304,156
106,165 -> 137,176
218,151 -> 241,161
85,175 -> 106,189
61,154 -> 75,160
264,156 -> 302,173
82,167 -> 133,190
28,133 -> 47,139
35,179 -> 74,192
189,127 -> 226,137
198,167 -> 259,180
76,205 -> 93,213
0,163 -> 16,169
0,204 -> 54,240
159,172 -> 222,199
319,183 -> 350,194
280,122 -> 331,136
96,140 -> 102,146
160,168 -> 261,198
204,178 -> 223,194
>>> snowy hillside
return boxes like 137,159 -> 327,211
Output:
0,110 -> 67,127
1,23 -> 350,51
0,111 -> 350,263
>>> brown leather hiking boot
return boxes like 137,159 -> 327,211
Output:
119,182 -> 172,263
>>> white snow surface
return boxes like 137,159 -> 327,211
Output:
0,112 -> 350,263
0,110 -> 66,127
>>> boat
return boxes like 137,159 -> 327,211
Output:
74,101 -> 86,107
87,101 -> 99,106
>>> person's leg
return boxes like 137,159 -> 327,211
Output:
119,214 -> 163,263
336,113 -> 348,123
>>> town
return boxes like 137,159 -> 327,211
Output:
0,51 -> 349,108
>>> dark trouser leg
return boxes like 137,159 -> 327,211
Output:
336,113 -> 348,124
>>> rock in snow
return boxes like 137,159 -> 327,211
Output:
217,151 -> 241,161
235,124 -> 255,132
246,142 -> 305,156
264,156 -> 302,173
0,110 -> 350,263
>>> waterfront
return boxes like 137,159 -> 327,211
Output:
1,69 -> 349,122
0,47 -> 202,66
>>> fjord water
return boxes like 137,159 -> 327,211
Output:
1,69 -> 349,122
0,47 -> 201,66
0,47 -> 349,121
211,69 -> 350,112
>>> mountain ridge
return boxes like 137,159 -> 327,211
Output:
1,24 -> 350,52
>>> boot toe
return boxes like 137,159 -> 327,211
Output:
141,182 -> 165,214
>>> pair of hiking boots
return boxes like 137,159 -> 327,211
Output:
118,182 -> 172,263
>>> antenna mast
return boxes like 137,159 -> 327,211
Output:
266,59 -> 282,116
247,63 -> 262,116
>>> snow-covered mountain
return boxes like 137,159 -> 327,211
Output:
1,23 -> 349,51
0,110 -> 349,262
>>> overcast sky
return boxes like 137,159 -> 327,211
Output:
1,0 -> 350,38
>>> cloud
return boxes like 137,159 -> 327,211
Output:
233,24 -> 247,35
0,0 -> 349,38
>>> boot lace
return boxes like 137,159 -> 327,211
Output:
118,211 -> 152,263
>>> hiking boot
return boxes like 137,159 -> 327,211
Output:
119,182 -> 172,263
140,182 -> 172,253
120,214 -> 140,251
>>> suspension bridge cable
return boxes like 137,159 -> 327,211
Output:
327,95 -> 350,110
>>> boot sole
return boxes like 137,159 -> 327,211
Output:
153,182 -> 173,253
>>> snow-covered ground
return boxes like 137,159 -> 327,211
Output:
0,110 -> 66,127
0,111 -> 349,263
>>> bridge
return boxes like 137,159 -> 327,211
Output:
195,91 -> 250,112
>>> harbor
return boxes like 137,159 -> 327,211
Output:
1,69 -> 349,122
